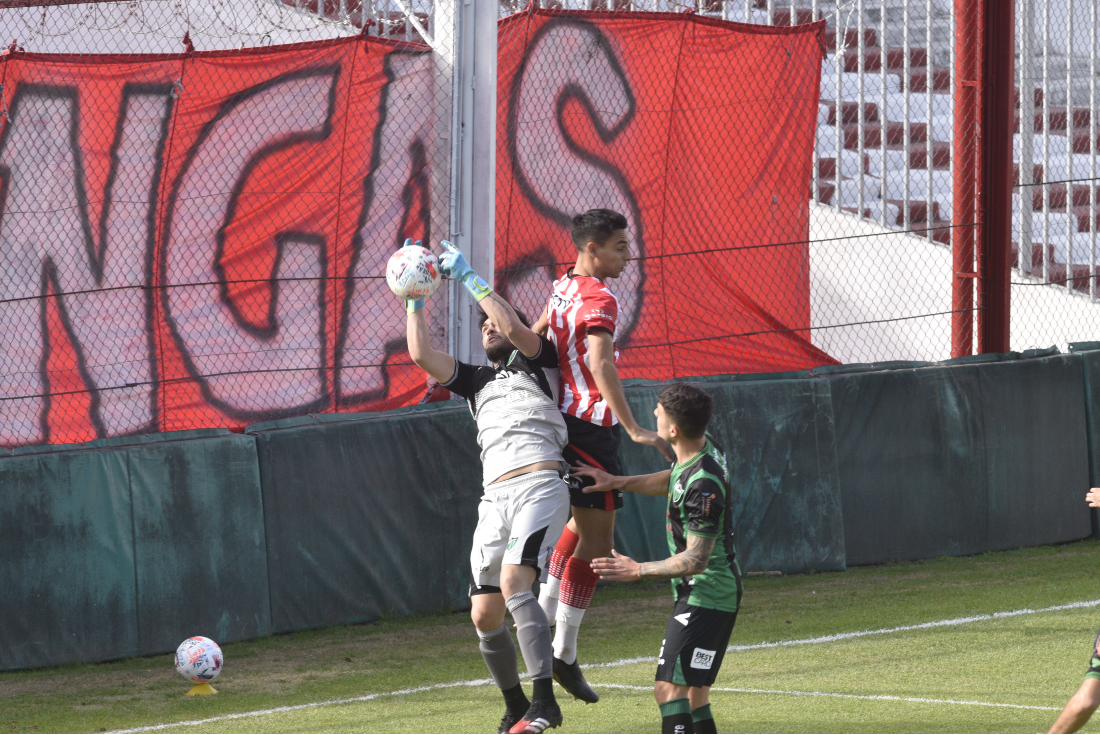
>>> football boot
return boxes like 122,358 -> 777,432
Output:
508,699 -> 563,734
552,656 -> 599,703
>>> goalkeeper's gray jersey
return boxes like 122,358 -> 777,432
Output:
443,336 -> 568,487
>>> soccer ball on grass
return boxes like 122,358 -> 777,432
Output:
175,636 -> 223,695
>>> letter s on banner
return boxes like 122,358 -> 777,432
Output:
163,70 -> 337,420
506,18 -> 644,341
0,84 -> 171,445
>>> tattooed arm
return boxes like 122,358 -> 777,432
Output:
590,535 -> 715,582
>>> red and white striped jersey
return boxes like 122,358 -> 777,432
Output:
545,270 -> 620,427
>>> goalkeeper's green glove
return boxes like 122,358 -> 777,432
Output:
438,240 -> 492,302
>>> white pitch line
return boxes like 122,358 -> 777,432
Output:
592,683 -> 1061,712
112,598 -> 1099,733
112,679 -> 494,734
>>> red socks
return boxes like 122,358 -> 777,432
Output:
559,556 -> 600,611
547,526 -> 579,580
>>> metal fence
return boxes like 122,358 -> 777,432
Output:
0,0 -> 463,445
0,0 -> 1095,446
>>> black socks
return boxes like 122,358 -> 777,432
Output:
502,682 -> 530,714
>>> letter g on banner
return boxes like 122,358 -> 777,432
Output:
164,69 -> 337,420
507,18 -> 644,342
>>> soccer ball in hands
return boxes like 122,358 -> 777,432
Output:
386,244 -> 442,300
175,636 -> 223,683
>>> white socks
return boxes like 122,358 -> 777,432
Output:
539,575 -> 561,623
552,603 -> 587,664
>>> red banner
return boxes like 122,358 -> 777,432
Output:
0,13 -> 830,447
0,36 -> 443,446
495,9 -> 833,380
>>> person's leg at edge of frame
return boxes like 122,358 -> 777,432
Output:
554,506 -> 614,664
688,687 -> 716,734
538,521 -> 579,624
655,680 -> 695,734
471,591 -> 530,722
1049,678 -> 1100,734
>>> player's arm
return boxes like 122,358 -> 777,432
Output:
571,461 -> 670,496
591,537 -> 714,582
480,292 -> 543,358
587,331 -> 674,461
406,305 -> 457,385
1049,678 -> 1100,733
532,312 -> 549,337
438,241 -> 542,358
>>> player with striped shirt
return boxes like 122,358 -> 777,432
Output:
533,209 -> 674,702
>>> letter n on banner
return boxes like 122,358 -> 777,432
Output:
0,66 -> 173,444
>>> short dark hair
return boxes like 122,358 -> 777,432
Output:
570,209 -> 628,250
477,306 -> 530,330
657,383 -> 713,440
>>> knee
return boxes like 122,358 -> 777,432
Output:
470,603 -> 504,632
654,680 -> 686,704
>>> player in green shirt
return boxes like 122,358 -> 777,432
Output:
574,382 -> 741,734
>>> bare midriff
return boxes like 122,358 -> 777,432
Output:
491,460 -> 561,485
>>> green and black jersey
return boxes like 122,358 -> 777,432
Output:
666,435 -> 742,613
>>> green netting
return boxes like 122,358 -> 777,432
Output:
249,404 -> 483,633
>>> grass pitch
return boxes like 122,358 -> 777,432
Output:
4,540 -> 1100,733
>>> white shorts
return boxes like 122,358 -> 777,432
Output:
470,470 -> 570,592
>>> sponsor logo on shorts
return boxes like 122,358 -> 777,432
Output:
690,647 -> 716,670
674,612 -> 691,626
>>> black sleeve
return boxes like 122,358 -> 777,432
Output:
442,361 -> 482,399
528,335 -> 560,369
684,476 -> 724,537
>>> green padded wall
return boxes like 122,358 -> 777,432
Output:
830,353 -> 1091,566
128,433 -> 270,654
0,430 -> 269,670
616,378 -> 846,574
249,405 -> 484,633
0,451 -> 137,669
1070,343 -> 1100,538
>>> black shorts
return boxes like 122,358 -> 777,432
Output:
654,597 -> 738,688
562,413 -> 624,511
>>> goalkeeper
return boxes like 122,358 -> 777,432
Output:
403,240 -> 569,734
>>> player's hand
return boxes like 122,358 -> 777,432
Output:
439,240 -> 492,302
628,426 -> 674,462
572,461 -> 620,492
591,550 -> 640,582
1087,488 -> 1100,508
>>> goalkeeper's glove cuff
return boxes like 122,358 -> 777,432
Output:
462,275 -> 493,302
406,298 -> 425,314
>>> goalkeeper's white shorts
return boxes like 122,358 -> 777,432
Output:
469,469 -> 569,593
